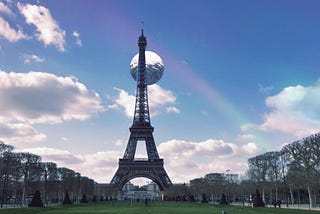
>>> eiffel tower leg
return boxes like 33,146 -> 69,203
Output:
123,133 -> 137,159
145,134 -> 159,160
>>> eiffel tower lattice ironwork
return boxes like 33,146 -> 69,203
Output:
110,30 -> 172,191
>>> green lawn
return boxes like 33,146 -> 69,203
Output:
0,201 -> 319,214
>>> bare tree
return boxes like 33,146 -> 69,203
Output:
282,137 -> 318,208
39,162 -> 58,205
189,178 -> 210,200
16,152 -> 41,205
264,151 -> 282,202
247,154 -> 268,202
58,167 -> 76,201
205,173 -> 226,202
0,142 -> 98,205
0,142 -> 15,207
0,151 -> 20,208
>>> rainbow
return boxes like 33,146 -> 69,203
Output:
152,43 -> 271,151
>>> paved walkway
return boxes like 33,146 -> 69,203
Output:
232,203 -> 320,212
232,202 -> 320,211
267,204 -> 320,211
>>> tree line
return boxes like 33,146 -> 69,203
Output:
247,132 -> 320,208
165,132 -> 320,208
2,132 -> 319,208
0,141 -> 95,207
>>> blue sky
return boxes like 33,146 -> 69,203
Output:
1,0 -> 320,184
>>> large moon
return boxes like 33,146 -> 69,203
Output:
130,51 -> 164,85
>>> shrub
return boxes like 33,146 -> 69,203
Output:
188,194 -> 195,202
29,190 -> 43,207
80,193 -> 88,203
63,192 -> 72,204
253,189 -> 264,207
220,193 -> 228,205
201,193 -> 208,203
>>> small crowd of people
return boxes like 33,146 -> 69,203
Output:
136,198 -> 149,206
272,199 -> 281,208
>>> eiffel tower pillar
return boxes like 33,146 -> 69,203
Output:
110,30 -> 172,191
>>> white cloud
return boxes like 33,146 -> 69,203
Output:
23,54 -> 44,64
0,2 -> 14,16
241,142 -> 258,155
114,139 -> 124,146
259,84 -> 320,137
159,139 -> 235,158
17,3 -> 66,52
18,147 -> 83,165
0,17 -> 29,42
78,151 -> 123,182
237,133 -> 256,141
0,70 -> 104,144
72,31 -> 82,47
108,88 -> 135,117
0,70 -> 104,124
108,84 -> 178,118
0,122 -> 46,143
166,106 -> 180,114
158,139 -> 259,183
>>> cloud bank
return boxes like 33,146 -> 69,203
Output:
259,83 -> 320,137
157,139 -> 258,182
19,138 -> 259,183
0,70 -> 104,143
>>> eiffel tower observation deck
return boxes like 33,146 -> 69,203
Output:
110,30 -> 172,191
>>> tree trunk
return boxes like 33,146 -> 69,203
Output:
269,189 -> 273,204
44,175 -> 47,206
307,184 -> 313,208
290,187 -> 294,206
22,179 -> 26,206
298,190 -> 301,208
262,188 -> 265,204
1,175 -> 8,208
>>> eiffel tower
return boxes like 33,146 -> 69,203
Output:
110,30 -> 172,191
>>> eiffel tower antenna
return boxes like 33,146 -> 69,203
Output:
110,30 -> 172,192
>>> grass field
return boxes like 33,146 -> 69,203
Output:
0,201 -> 319,214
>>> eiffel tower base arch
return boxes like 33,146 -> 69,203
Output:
110,159 -> 172,191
